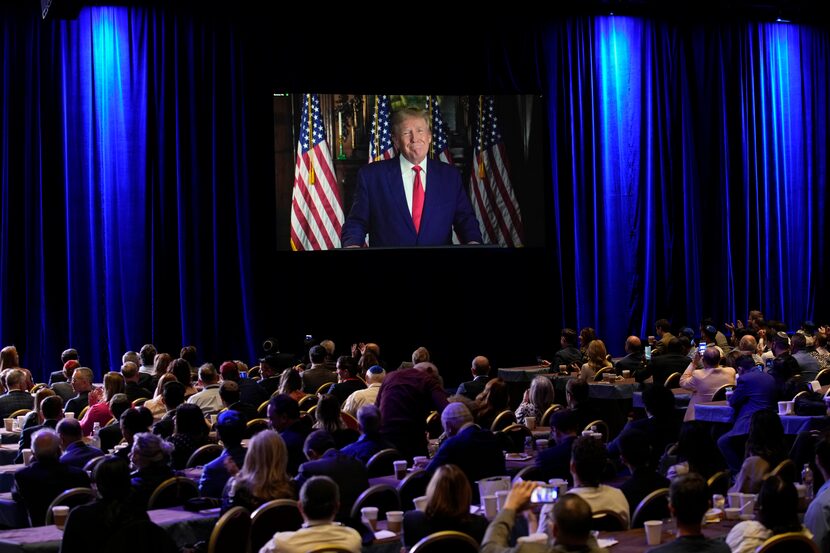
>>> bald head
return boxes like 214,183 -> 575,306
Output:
739,335 -> 757,354
625,336 -> 642,353
32,428 -> 62,461
441,402 -> 473,436
471,356 -> 490,376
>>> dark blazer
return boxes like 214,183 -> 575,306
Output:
341,157 -> 482,247
50,382 -> 75,404
402,510 -> 488,549
615,353 -> 644,375
340,434 -> 396,465
99,423 -> 123,452
301,366 -> 337,395
0,390 -> 34,419
48,370 -> 66,386
535,434 -> 576,485
15,419 -> 59,464
61,500 -> 176,553
727,369 -> 778,435
280,416 -> 313,476
125,381 -> 152,403
130,463 -> 176,508
553,346 -> 583,369
636,354 -> 690,386
228,401 -> 259,423
237,378 -> 268,407
60,440 -> 104,470
294,449 -> 370,523
456,375 -> 490,401
198,445 -> 247,499
424,425 -> 506,502
13,458 -> 91,526
258,376 -> 281,398
620,468 -> 670,523
607,415 -> 681,469
326,379 -> 366,406
64,392 -> 90,418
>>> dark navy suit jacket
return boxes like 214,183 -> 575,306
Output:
727,369 -> 778,435
341,157 -> 482,247
425,424 -> 506,502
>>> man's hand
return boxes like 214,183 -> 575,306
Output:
504,480 -> 537,512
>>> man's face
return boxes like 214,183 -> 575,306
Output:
71,376 -> 90,393
393,115 -> 431,165
267,404 -> 287,432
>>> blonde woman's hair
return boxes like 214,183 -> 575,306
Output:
425,464 -> 472,520
233,429 -> 293,501
104,371 -> 126,401
586,339 -> 610,368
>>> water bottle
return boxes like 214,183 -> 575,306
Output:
91,422 -> 101,450
802,464 -> 814,500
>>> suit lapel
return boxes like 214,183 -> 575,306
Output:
419,159 -> 443,240
386,159 -> 417,235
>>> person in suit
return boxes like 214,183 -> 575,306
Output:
536,408 -> 580,485
267,394 -> 312,476
114,406 -> 153,461
341,106 -> 482,248
50,360 -> 79,403
455,356 -> 492,401
220,380 -> 258,422
607,385 -> 681,470
57,418 -> 103,469
259,476 -> 362,553
618,430 -> 670,525
636,338 -> 690,386
294,430 -> 369,524
325,356 -> 366,407
300,345 -> 337,395
716,355 -> 778,473
219,360 -> 267,408
64,367 -> 93,418
121,362 -> 152,403
650,319 -> 675,357
15,395 -> 63,464
340,404 -> 395,465
0,369 -> 34,419
615,336 -> 645,375
47,349 -> 78,386
679,347 -> 735,422
199,411 -> 248,497
554,328 -> 583,370
424,402 -> 506,503
13,428 -> 91,526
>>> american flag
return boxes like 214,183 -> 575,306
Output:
426,96 -> 453,164
368,95 -> 395,163
290,93 -> 345,251
470,96 -> 524,247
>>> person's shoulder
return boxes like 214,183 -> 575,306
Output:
358,156 -> 398,175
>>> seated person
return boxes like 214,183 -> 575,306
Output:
564,378 -> 602,433
402,464 -> 488,549
480,482 -> 606,553
649,473 -> 729,553
514,376 -> 555,426
727,474 -> 812,553
129,432 -> 175,508
114,406 -> 153,461
535,409 -> 579,485
339,404 -> 395,465
312,394 -> 359,449
475,378 -> 510,430
12,428 -> 90,526
608,385 -> 681,470
199,410 -> 247,499
729,410 -> 786,494
679,347 -> 736,421
222,429 -> 296,513
58,418 -> 103,469
804,438 -> 830,551
15,395 -> 63,464
618,430 -> 669,526
167,402 -> 210,470
258,475 -> 361,553
664,421 -> 726,481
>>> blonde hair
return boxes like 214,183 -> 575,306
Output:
586,339 -> 610,368
104,371 -> 126,401
233,430 -> 293,501
425,464 -> 471,520
153,373 -> 177,398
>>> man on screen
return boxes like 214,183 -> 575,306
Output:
340,107 -> 482,247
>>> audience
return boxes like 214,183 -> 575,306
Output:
536,409 -> 579,485
58,418 -> 103,469
805,438 -> 830,551
729,409 -> 786,493
220,359 -> 267,407
79,371 -> 125,436
115,406 -> 153,461
15,395 -> 63,464
312,393 -> 359,448
665,421 -> 726,481
267,394 -> 312,476
340,404 -> 395,464
199,409 -> 247,498
142,373 -> 177,420
514,376 -> 555,426
325,355 -> 366,406
456,356 -> 492,401
98,393 -> 131,451
301,345 -> 337,394
277,367 -> 305,403
403,464 -> 488,548
64,367 -> 93,418
186,363 -> 223,415
475,377 -> 510,430
618,430 -> 669,526
121,361 -> 152,403
580,339 -> 613,381
258,476 -> 361,553
219,380 -> 258,422
167,402 -> 209,469
151,380 -> 186,439
679,347 -> 735,421
0,368 -> 34,419
129,432 -> 175,508
342,364 -> 385,418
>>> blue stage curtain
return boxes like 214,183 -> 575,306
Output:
545,17 -> 830,351
0,5 -> 266,378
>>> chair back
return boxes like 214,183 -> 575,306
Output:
770,459 -> 797,483
398,469 -> 431,511
207,506 -> 250,553
8,408 -> 31,419
490,410 -> 517,432
498,423 -> 532,453
316,382 -> 334,395
582,420 -> 609,442
711,384 -> 734,402
409,530 -> 480,553
77,405 -> 90,419
245,418 -> 270,438
594,367 -> 614,381
630,487 -> 670,528
663,372 -> 681,388
755,532 -> 820,553
590,509 -> 627,531
817,369 -> 830,387
706,470 -> 731,496
257,400 -> 270,415
297,394 -> 317,412
366,448 -> 405,478
426,411 -> 442,439
349,484 -> 401,521
131,397 -> 148,407
147,476 -> 199,509
250,499 -> 302,553
30,383 -> 47,394
45,487 -> 97,525
83,455 -> 107,477
539,404 -> 563,427
340,411 -> 359,431
512,465 -> 544,484
186,443 -> 224,468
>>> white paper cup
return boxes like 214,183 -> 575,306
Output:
483,495 -> 498,519
787,401 -> 795,414
64,412 -> 75,420
361,506 -> 378,530
386,510 -> 403,533
52,506 -> 70,529
525,416 -> 536,430
740,493 -> 757,514
413,495 -> 428,511
644,520 -> 662,545
3,418 -> 13,432
728,492 -> 742,509
712,494 -> 725,510
535,439 -> 549,450
393,459 -> 408,480
412,456 -> 428,469
724,507 -> 741,520
22,448 -> 33,466
622,370 -> 631,378
495,490 -> 510,510
16,416 -> 25,429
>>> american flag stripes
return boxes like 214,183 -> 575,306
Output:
470,96 -> 525,247
426,96 -> 453,164
368,95 -> 395,163
290,94 -> 345,251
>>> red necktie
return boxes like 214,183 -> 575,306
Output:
412,165 -> 424,233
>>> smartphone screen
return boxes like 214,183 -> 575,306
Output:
698,342 -> 706,355
531,485 -> 558,504
644,345 -> 652,361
